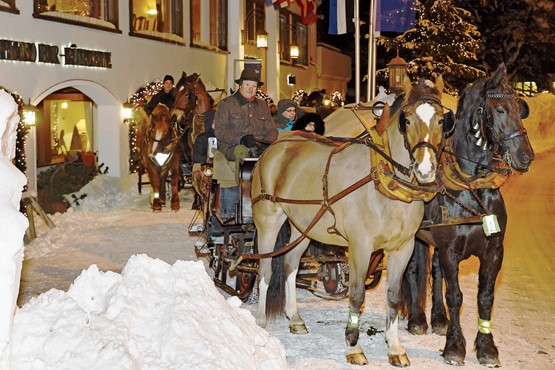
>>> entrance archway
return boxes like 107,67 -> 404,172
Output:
27,80 -> 126,193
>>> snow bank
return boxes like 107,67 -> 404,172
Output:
5,255 -> 287,370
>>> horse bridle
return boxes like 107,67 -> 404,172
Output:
399,96 -> 451,167
471,92 -> 528,168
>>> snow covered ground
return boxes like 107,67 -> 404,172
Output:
3,92 -> 555,369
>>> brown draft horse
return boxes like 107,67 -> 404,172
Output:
172,72 -> 212,170
139,104 -> 182,211
402,64 -> 534,366
251,76 -> 454,366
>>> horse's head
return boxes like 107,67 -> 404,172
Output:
147,104 -> 178,167
456,63 -> 534,173
395,75 -> 455,183
172,71 -> 198,115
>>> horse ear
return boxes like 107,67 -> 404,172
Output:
518,98 -> 530,119
402,75 -> 412,95
181,71 -> 187,79
442,110 -> 455,136
486,64 -> 506,90
376,103 -> 390,136
398,111 -> 407,135
435,75 -> 444,96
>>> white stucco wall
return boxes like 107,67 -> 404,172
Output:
0,2 -> 228,181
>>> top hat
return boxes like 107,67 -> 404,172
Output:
234,69 -> 264,86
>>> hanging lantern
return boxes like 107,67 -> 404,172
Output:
387,53 -> 408,95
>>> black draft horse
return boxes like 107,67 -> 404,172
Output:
402,64 -> 534,366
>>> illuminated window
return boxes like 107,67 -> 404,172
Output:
37,89 -> 94,167
34,0 -> 118,30
191,0 -> 228,51
131,0 -> 183,43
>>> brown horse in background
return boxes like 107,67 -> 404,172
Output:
139,104 -> 182,211
172,72 -> 212,170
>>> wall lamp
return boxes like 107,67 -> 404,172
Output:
122,102 -> 134,122
23,101 -> 39,126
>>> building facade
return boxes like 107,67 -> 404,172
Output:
0,0 -> 351,191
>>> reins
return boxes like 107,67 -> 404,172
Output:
233,104 -> 445,266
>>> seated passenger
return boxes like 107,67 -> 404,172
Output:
292,112 -> 325,135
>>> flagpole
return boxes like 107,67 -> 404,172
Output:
354,0 -> 360,105
367,0 -> 377,101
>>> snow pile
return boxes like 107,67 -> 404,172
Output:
6,255 -> 287,370
0,90 -> 28,361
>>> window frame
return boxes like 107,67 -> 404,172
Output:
129,0 -> 185,45
244,0 -> 265,47
33,0 -> 120,33
279,10 -> 308,67
0,0 -> 19,15
190,0 -> 228,52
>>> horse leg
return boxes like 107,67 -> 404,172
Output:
283,226 -> 311,334
382,244 -> 413,367
170,162 -> 180,211
148,168 -> 163,212
404,238 -> 429,335
439,248 -> 466,365
475,245 -> 502,367
430,247 -> 449,335
344,242 -> 373,365
254,207 -> 287,329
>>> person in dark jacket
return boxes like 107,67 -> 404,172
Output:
144,74 -> 175,116
192,109 -> 216,164
291,112 -> 325,135
213,69 -> 277,162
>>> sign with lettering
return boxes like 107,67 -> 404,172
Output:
0,39 -> 111,68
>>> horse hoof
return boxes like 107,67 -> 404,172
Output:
346,352 -> 368,365
289,323 -> 308,334
432,323 -> 448,336
408,322 -> 428,335
479,357 -> 501,368
443,354 -> 465,366
388,353 -> 411,367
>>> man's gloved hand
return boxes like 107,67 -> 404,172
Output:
240,134 -> 257,147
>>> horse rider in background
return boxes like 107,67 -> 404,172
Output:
144,74 -> 175,116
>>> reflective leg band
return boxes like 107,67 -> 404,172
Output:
348,311 -> 360,328
153,192 -> 160,199
478,317 -> 492,334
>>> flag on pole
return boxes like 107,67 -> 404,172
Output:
376,0 -> 416,33
328,0 -> 354,35
303,0 -> 319,25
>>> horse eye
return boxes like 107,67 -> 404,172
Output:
404,119 -> 410,126
496,107 -> 504,114
438,119 -> 444,125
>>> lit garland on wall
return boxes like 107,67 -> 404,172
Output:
255,90 -> 273,105
0,85 -> 27,175
127,80 -> 163,173
292,90 -> 308,105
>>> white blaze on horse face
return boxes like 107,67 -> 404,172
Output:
152,129 -> 163,153
415,102 -> 437,179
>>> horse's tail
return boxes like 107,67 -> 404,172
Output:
265,222 -> 290,318
400,237 -> 431,319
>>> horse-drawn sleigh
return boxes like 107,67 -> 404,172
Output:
148,65 -> 532,367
